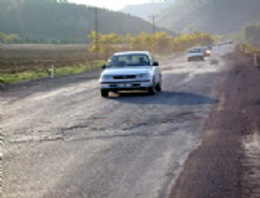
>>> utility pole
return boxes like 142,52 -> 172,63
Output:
151,15 -> 157,34
150,0 -> 159,34
152,15 -> 156,34
94,7 -> 99,60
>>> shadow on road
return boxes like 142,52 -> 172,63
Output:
109,91 -> 219,106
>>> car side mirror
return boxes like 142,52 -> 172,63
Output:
101,65 -> 107,70
153,61 -> 159,66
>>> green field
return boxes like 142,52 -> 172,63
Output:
0,44 -> 109,83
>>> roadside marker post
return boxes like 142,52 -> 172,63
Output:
254,53 -> 259,67
49,65 -> 55,79
52,65 -> 54,79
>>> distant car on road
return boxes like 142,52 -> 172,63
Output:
187,48 -> 205,62
99,51 -> 162,97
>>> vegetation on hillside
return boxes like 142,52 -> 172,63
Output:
244,24 -> 260,45
157,0 -> 260,35
0,32 -> 20,44
239,43 -> 260,56
1,0 -> 168,43
238,24 -> 260,58
121,1 -> 174,21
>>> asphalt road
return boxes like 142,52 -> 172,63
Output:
2,45 -> 233,198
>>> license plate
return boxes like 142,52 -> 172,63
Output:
118,84 -> 131,88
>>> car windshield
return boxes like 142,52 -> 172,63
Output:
188,49 -> 201,53
199,47 -> 208,51
108,54 -> 150,67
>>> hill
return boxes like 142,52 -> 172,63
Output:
121,1 -> 175,21
0,0 -> 169,43
157,0 -> 260,34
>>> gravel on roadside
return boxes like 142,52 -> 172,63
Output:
170,50 -> 260,198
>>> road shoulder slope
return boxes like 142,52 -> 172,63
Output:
170,49 -> 260,198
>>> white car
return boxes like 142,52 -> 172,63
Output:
187,48 -> 205,61
100,51 -> 162,97
200,47 -> 212,57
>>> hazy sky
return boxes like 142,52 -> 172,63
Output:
69,0 -> 152,10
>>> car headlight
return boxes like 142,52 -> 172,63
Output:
137,73 -> 150,79
102,75 -> 113,80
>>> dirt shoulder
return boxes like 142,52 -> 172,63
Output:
170,50 -> 260,198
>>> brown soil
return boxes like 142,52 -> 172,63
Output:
170,50 -> 260,198
0,44 -> 105,73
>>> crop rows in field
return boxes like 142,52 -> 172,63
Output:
0,44 -> 107,74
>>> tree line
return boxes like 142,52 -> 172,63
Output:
0,33 -> 20,44
88,31 -> 214,58
0,32 -> 84,44
1,0 -> 168,43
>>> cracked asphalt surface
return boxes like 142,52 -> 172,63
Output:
2,45 -> 233,198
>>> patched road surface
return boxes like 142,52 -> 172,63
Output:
3,45 -> 259,198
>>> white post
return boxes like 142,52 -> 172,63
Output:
51,65 -> 54,79
254,53 -> 258,67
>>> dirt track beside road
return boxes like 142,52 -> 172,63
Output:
170,50 -> 260,198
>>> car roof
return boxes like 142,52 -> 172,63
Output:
114,51 -> 150,56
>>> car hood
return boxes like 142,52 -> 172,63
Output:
188,52 -> 203,57
102,66 -> 152,75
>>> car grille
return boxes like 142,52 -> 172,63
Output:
113,75 -> 136,79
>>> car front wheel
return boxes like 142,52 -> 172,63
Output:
148,79 -> 157,95
156,82 -> 162,92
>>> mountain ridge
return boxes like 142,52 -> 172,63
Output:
121,1 -> 174,21
0,0 -> 172,43
157,0 -> 260,34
